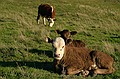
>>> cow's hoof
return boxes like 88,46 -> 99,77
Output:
81,70 -> 89,77
89,70 -> 97,77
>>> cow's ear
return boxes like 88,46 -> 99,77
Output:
55,29 -> 61,34
70,31 -> 77,35
66,39 -> 72,45
46,37 -> 53,43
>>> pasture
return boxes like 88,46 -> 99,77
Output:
0,0 -> 120,79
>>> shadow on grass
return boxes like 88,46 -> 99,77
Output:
0,61 -> 54,72
0,48 -> 54,73
28,48 -> 53,58
0,47 -> 53,58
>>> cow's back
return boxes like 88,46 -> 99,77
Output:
38,4 -> 52,18
72,40 -> 85,47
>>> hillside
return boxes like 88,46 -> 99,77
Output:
0,0 -> 120,79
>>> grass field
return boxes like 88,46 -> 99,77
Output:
0,0 -> 120,79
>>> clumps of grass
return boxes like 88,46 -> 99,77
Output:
0,0 -> 120,79
103,41 -> 115,54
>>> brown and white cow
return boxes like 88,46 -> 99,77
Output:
55,29 -> 77,41
55,29 -> 85,47
37,4 -> 56,27
51,37 -> 115,76
52,37 -> 93,75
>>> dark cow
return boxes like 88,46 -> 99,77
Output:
49,37 -> 115,76
37,4 -> 56,27
55,29 -> 85,47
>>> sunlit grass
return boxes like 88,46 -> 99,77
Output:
0,0 -> 120,79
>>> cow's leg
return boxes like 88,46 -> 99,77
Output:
43,17 -> 46,26
61,66 -> 66,75
89,57 -> 98,70
53,59 -> 61,74
66,67 -> 81,75
94,67 -> 115,74
89,51 -> 98,70
37,14 -> 40,24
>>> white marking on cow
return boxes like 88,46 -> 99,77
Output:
43,17 -> 46,25
53,37 -> 65,60
51,6 -> 53,13
49,18 -> 54,27
37,20 -> 40,24
48,6 -> 54,27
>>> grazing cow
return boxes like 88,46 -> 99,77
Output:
37,4 -> 56,27
55,29 -> 85,47
50,37 -> 115,76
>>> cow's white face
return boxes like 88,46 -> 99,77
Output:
52,37 -> 65,60
48,18 -> 54,27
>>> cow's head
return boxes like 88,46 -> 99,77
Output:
46,37 -> 74,60
47,6 -> 56,27
48,18 -> 56,27
52,37 -> 65,60
55,29 -> 77,40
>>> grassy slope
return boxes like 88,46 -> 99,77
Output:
0,0 -> 120,79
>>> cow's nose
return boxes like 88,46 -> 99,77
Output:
54,54 -> 60,57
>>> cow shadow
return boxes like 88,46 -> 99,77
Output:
0,61 -> 54,73
28,48 -> 53,58
0,47 -> 54,73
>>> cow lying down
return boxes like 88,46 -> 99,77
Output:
47,37 -> 115,77
55,29 -> 85,47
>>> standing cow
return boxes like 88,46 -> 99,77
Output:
37,4 -> 56,27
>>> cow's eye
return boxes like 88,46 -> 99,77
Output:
60,49 -> 62,51
60,46 -> 64,51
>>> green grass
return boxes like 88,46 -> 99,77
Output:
0,0 -> 120,79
